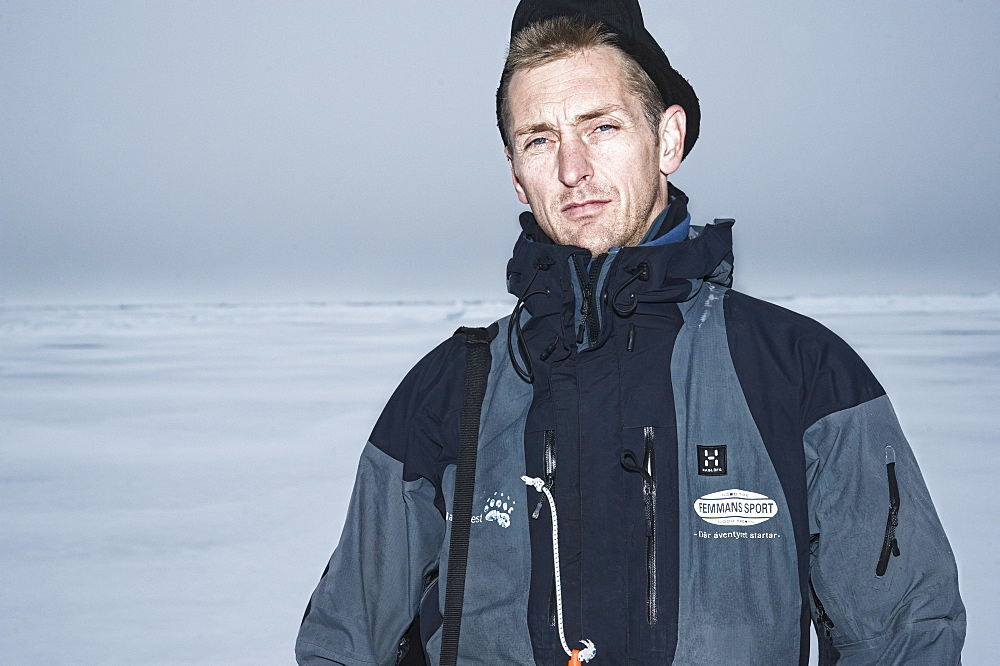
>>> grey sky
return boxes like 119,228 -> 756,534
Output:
2,1 -> 998,305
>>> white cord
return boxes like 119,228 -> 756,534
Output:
521,475 -> 597,663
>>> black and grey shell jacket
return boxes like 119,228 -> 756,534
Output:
297,207 -> 966,665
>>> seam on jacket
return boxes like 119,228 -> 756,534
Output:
828,620 -> 896,651
803,383 -> 886,434
804,393 -> 888,436
800,334 -> 885,431
295,638 -> 377,664
827,583 -> 960,650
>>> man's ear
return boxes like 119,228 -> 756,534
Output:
506,147 -> 530,205
658,104 -> 687,177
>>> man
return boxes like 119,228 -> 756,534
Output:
297,1 -> 965,664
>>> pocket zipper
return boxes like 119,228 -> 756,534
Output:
531,430 -> 558,626
532,430 -> 557,519
643,426 -> 657,625
621,427 -> 658,624
809,575 -> 836,638
876,445 -> 901,576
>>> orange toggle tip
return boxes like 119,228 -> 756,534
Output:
568,649 -> 582,666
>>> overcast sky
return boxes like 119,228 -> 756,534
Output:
2,1 -> 998,306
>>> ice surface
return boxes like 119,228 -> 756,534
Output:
2,295 -> 996,663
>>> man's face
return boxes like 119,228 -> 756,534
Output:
505,46 -> 684,255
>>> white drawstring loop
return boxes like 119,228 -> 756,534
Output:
521,475 -> 597,663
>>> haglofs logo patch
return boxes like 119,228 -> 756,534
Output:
697,445 -> 727,475
694,489 -> 778,526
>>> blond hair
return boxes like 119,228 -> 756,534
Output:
496,15 -> 665,148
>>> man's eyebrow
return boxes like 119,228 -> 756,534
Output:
514,121 -> 556,137
513,105 -> 628,137
573,104 -> 626,124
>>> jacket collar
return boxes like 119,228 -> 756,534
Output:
504,188 -> 734,356
506,206 -> 734,312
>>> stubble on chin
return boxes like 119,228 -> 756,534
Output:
546,214 -> 622,256
570,228 -> 618,256
552,184 -> 660,254
551,201 -> 651,256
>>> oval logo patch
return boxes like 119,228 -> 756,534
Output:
694,488 -> 778,526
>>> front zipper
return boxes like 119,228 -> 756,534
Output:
531,430 -> 558,626
621,427 -> 658,625
876,445 -> 901,576
572,254 -> 606,348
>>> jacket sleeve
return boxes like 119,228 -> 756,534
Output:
296,337 -> 465,665
295,443 -> 444,665
804,393 -> 966,664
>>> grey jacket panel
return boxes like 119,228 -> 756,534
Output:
805,396 -> 966,664
424,319 -> 537,665
296,442 -> 444,666
673,283 -> 802,664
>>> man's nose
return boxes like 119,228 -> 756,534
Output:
557,138 -> 592,187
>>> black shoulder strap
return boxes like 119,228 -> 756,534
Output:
439,326 -> 491,666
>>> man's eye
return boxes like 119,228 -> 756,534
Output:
528,137 -> 548,147
596,124 -> 617,132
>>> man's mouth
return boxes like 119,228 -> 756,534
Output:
561,199 -> 611,218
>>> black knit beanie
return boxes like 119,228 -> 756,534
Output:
502,0 -> 700,159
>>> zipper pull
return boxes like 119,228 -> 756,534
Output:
809,576 -> 836,638
539,335 -> 559,361
820,614 -> 834,639
580,285 -> 592,315
532,499 -> 545,519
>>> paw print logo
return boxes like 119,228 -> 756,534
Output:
484,492 -> 515,529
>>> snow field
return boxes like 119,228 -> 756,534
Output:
1,296 -> 996,663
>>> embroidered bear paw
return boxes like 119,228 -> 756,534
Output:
484,492 -> 515,528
